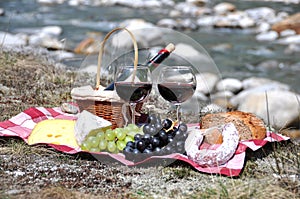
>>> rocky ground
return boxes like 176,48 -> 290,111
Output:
0,47 -> 299,198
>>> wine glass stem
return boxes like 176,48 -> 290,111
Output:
176,104 -> 181,124
130,103 -> 136,124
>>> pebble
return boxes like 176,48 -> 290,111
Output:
280,29 -> 297,37
0,8 -> 4,16
256,31 -> 278,41
276,35 -> 300,44
285,44 -> 300,54
61,102 -> 79,114
245,7 -> 276,23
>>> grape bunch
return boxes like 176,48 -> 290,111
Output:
80,124 -> 143,153
123,115 -> 188,162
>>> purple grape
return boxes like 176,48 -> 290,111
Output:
149,124 -> 157,135
158,130 -> 168,144
134,133 -> 142,141
148,114 -> 157,124
143,133 -> 151,140
176,141 -> 185,153
126,141 -> 135,148
143,124 -> 151,134
123,146 -> 133,153
143,148 -> 152,154
155,123 -> 163,131
151,137 -> 160,148
132,148 -> 140,154
178,123 -> 188,133
167,136 -> 174,144
146,143 -> 153,150
162,119 -> 173,129
153,147 -> 161,153
136,140 -> 146,152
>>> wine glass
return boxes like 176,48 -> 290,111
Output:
114,65 -> 152,124
157,66 -> 196,124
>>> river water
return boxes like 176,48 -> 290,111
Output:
0,0 -> 299,92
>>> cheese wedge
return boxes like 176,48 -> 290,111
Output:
28,119 -> 79,148
74,110 -> 112,145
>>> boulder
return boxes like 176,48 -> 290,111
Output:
171,43 -> 216,71
280,29 -> 297,37
112,19 -> 163,49
242,77 -> 290,90
272,13 -> 300,34
256,60 -> 279,70
195,72 -> 219,95
41,26 -> 63,37
213,11 -> 255,29
238,90 -> 300,129
256,31 -> 278,41
256,22 -> 271,33
186,0 -> 207,7
176,2 -> 212,16
245,7 -> 276,23
276,35 -> 300,45
230,78 -> 290,108
197,16 -> 216,26
213,2 -> 236,15
157,19 -> 179,29
285,44 -> 300,54
0,32 -> 27,46
37,0 -> 65,4
216,78 -> 242,93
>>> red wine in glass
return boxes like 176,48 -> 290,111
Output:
157,83 -> 196,104
114,65 -> 152,125
157,66 -> 196,124
115,82 -> 152,104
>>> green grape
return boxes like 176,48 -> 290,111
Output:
99,139 -> 107,151
90,147 -> 100,152
96,131 -> 105,140
105,129 -> 116,141
81,141 -> 91,151
83,137 -> 94,150
116,140 -> 126,151
126,124 -> 139,132
115,128 -> 126,140
124,135 -> 134,143
89,136 -> 99,148
107,141 -> 117,153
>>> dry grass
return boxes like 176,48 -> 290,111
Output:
0,47 -> 299,199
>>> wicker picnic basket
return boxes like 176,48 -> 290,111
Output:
72,27 -> 143,129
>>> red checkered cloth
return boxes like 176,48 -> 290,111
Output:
0,107 -> 289,177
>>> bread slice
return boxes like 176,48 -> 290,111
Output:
200,111 -> 266,144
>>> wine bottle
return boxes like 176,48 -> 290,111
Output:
104,43 -> 175,91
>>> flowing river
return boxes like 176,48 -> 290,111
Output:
0,0 -> 299,92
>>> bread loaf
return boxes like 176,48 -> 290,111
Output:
200,111 -> 266,144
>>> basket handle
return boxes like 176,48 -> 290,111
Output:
96,27 -> 139,90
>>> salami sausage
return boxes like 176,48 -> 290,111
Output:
185,123 -> 239,167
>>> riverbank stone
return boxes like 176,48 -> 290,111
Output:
213,2 -> 236,15
195,73 -> 219,95
256,31 -> 278,41
216,78 -> 243,93
238,90 -> 300,129
272,13 -> 300,34
230,80 -> 291,108
0,32 -> 27,46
